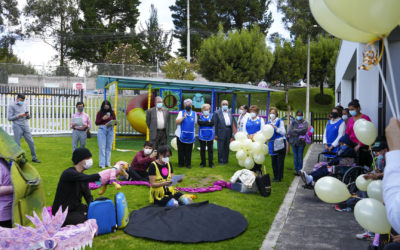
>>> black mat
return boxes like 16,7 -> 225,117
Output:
124,201 -> 247,243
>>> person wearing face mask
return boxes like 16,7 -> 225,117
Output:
175,99 -> 197,169
345,99 -> 373,167
237,105 -> 250,132
267,107 -> 287,182
288,110 -> 309,176
52,148 -> 101,226
323,108 -> 346,155
198,104 -> 215,168
7,94 -> 40,163
95,100 -> 117,168
146,96 -> 169,150
148,145 -> 183,206
214,100 -> 233,165
342,108 -> 350,124
71,102 -> 91,152
127,141 -> 157,181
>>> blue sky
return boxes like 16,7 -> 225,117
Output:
12,0 -> 290,66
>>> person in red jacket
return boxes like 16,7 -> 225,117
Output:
127,141 -> 157,181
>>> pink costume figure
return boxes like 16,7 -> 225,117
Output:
97,161 -> 129,195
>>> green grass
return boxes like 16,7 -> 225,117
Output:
20,136 -> 308,249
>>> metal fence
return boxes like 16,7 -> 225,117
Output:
311,112 -> 330,143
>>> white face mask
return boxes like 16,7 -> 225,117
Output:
162,157 -> 170,164
270,114 -> 276,120
144,148 -> 153,155
250,112 -> 257,118
84,159 -> 93,169
239,109 -> 244,115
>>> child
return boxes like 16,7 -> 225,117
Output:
126,141 -> 157,181
0,158 -> 13,228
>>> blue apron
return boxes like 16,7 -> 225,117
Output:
267,118 -> 283,155
180,110 -> 196,143
325,119 -> 344,153
199,114 -> 214,141
246,117 -> 262,135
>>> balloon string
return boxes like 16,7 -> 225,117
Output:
383,37 -> 400,118
377,64 -> 398,121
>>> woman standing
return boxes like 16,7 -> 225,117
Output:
267,107 -> 286,182
345,99 -> 373,167
237,105 -> 250,132
95,100 -> 116,168
175,99 -> 196,169
288,110 -> 309,176
323,107 -> 346,154
198,104 -> 215,168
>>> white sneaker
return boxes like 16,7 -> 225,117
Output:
356,231 -> 374,240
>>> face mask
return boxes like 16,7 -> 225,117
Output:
250,112 -> 257,118
349,110 -> 357,116
377,154 -> 384,161
222,105 -> 228,111
144,148 -> 153,155
239,110 -> 244,115
203,110 -> 210,116
84,159 -> 93,169
270,114 -> 276,120
296,116 -> 303,121
18,101 -> 24,105
341,145 -> 347,150
77,107 -> 84,112
342,115 -> 348,120
162,157 -> 170,164
156,103 -> 163,109
185,106 -> 191,111
331,112 -> 339,119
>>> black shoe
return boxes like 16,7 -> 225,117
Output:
273,179 -> 280,182
294,172 -> 300,176
200,163 -> 205,168
186,165 -> 192,169
209,164 -> 215,168
32,159 -> 41,163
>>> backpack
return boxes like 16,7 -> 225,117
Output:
304,126 -> 314,144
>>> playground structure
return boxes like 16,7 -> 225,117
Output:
96,76 -> 283,149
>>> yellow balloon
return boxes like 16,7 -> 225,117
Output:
324,0 -> 400,36
261,125 -> 274,140
251,142 -> 263,154
314,176 -> 351,203
367,180 -> 383,203
229,140 -> 241,152
236,150 -> 247,160
354,119 -> 378,146
355,174 -> 372,192
238,159 -> 245,167
235,132 -> 247,142
253,154 -> 265,164
309,0 -> 378,43
254,132 -> 267,144
262,144 -> 269,155
244,157 -> 255,169
354,198 -> 391,234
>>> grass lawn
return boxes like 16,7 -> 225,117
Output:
20,136 -> 308,249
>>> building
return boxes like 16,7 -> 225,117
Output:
335,28 -> 400,136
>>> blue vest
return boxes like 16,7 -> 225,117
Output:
198,114 -> 215,141
267,118 -> 283,155
325,119 -> 344,153
180,110 -> 196,143
246,117 -> 262,135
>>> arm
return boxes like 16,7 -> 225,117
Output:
71,114 -> 76,129
323,126 -> 327,145
146,109 -> 151,128
95,112 -> 102,125
276,120 -> 286,136
332,122 -> 346,147
0,185 -> 13,195
81,182 -> 93,205
214,113 -> 219,138
7,105 -> 19,121
176,111 -> 185,125
383,150 -> 400,233
149,175 -> 171,188
63,170 -> 100,182
87,114 -> 92,129
135,152 -> 155,166
292,122 -> 308,135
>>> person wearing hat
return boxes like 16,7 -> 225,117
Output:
52,148 -> 100,226
363,137 -> 389,181
175,99 -> 197,168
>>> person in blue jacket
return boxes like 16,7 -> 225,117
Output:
323,107 -> 346,156
198,103 -> 215,168
175,99 -> 197,169
267,107 -> 287,182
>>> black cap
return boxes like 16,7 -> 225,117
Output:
372,137 -> 388,151
72,148 -> 92,165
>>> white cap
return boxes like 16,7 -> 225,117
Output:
184,99 -> 193,105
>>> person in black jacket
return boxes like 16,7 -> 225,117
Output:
198,104 -> 215,168
52,148 -> 100,226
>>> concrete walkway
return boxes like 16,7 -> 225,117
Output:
261,144 -> 370,250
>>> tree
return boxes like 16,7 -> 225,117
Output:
0,0 -> 21,59
162,57 -> 197,80
24,0 -> 80,67
170,0 -> 273,59
140,4 -> 173,65
198,25 -> 274,83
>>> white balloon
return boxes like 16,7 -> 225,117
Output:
251,142 -> 264,154
236,150 -> 247,160
171,137 -> 178,151
354,198 -> 391,234
254,132 -> 267,144
262,144 -> 269,155
229,140 -> 241,152
314,177 -> 351,203
355,174 -> 372,192
367,180 -> 383,202
243,139 -> 253,150
354,119 -> 378,146
238,159 -> 245,167
253,154 -> 265,164
235,132 -> 247,142
243,157 -> 255,169
262,125 -> 274,140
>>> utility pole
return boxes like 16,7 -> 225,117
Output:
306,34 -> 310,122
187,0 -> 190,62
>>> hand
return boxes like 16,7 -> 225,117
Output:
150,151 -> 157,158
354,144 -> 361,152
386,117 -> 400,151
72,123 -> 76,128
115,183 -> 121,190
18,113 -> 26,118
230,138 -> 234,142
163,181 -> 172,186
102,115 -> 109,120
364,173 -> 374,180
324,144 -> 329,151
214,136 -> 218,140
393,234 -> 400,242
184,113 -> 187,119
81,124 -> 87,129
328,146 -> 333,151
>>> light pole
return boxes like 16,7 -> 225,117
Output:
306,25 -> 318,122
187,0 -> 190,62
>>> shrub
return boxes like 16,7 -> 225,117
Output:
314,94 -> 333,105
276,100 -> 288,110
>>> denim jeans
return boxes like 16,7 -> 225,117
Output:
97,125 -> 114,167
292,145 -> 305,173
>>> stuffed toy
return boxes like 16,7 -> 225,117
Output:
97,161 -> 129,195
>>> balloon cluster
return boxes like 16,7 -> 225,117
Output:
229,125 -> 274,169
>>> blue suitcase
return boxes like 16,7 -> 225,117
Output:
88,197 -> 117,235
115,192 -> 129,229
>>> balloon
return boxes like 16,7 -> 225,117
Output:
262,144 -> 269,155
171,137 -> 178,151
253,154 -> 265,164
254,132 -> 267,144
236,150 -> 247,160
251,142 -> 263,154
309,0 -> 377,43
238,159 -> 245,167
355,174 -> 372,192
354,119 -> 378,146
243,157 -> 255,169
324,0 -> 400,36
243,139 -> 253,150
235,132 -> 247,142
367,180 -> 383,202
261,125 -> 274,140
229,140 -> 241,152
354,198 -> 391,234
314,177 -> 351,203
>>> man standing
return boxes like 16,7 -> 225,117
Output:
71,102 -> 91,152
146,96 -> 169,149
7,94 -> 40,163
214,100 -> 233,165
175,99 -> 196,169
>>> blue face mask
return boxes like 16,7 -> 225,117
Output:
296,116 -> 303,121
203,110 -> 210,116
156,103 -> 163,109
341,145 -> 347,150
377,154 -> 384,161
18,101 -> 24,105
342,115 -> 348,120
222,105 -> 228,111
349,110 -> 357,116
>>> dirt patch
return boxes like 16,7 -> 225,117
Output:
184,174 -> 225,188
